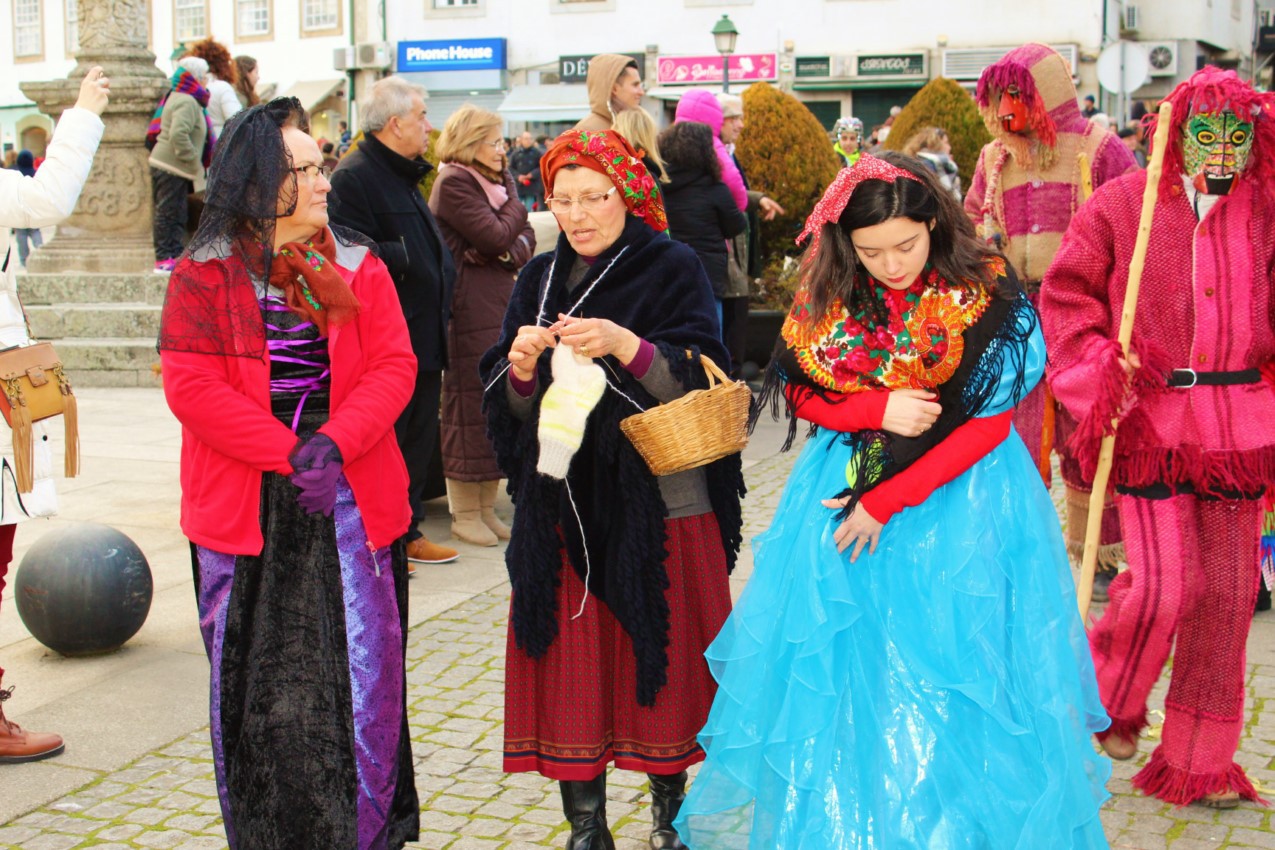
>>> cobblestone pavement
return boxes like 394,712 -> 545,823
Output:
3,449 -> 1275,849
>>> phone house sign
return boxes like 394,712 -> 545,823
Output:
397,38 -> 507,73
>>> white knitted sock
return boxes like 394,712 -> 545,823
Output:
537,345 -> 606,479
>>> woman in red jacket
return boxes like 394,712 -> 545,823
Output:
158,98 -> 420,850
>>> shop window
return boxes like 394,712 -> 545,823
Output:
14,0 -> 43,59
237,0 -> 270,38
174,0 -> 207,43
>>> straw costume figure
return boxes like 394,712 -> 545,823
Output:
966,43 -> 1136,597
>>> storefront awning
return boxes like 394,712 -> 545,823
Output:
642,87 -> 691,101
277,78 -> 346,113
497,84 -> 589,122
793,79 -> 928,91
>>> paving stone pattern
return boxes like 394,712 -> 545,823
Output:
4,450 -> 1275,849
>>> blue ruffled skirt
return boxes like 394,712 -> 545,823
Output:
675,426 -> 1111,849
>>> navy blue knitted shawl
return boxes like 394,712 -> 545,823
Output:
480,215 -> 745,707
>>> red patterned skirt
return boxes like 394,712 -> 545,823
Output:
503,512 -> 732,780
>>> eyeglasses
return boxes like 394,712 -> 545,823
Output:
291,163 -> 333,181
482,139 -> 507,150
545,187 -> 618,214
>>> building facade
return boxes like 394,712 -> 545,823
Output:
0,0 -> 382,155
0,0 -> 1260,155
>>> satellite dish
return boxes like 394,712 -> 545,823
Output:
1097,41 -> 1151,95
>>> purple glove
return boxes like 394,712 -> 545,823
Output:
288,434 -> 344,517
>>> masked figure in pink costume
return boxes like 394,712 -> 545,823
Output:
966,43 -> 1136,595
1040,67 -> 1275,808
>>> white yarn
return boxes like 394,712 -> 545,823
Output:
536,345 -> 606,479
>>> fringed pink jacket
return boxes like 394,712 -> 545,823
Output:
1040,170 -> 1275,495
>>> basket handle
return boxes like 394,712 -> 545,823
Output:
700,354 -> 729,388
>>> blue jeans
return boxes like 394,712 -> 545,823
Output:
14,228 -> 42,266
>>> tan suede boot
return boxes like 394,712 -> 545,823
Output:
479,480 -> 512,541
447,479 -> 498,546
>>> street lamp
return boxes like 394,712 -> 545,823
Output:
712,14 -> 739,93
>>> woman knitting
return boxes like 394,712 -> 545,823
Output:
480,129 -> 745,850
158,98 -> 419,849
674,153 -> 1111,848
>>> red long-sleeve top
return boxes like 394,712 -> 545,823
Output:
784,384 -> 1013,523
161,239 -> 416,554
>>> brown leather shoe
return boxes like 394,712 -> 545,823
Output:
1098,733 -> 1137,761
1199,789 -> 1241,809
0,686 -> 65,764
406,537 -> 459,565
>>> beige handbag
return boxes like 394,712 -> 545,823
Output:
0,342 -> 78,493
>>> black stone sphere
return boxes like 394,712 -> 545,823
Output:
14,523 -> 153,656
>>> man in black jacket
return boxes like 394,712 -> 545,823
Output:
329,76 -> 459,566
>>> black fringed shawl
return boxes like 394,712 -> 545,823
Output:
480,215 -> 746,706
755,262 -> 1036,520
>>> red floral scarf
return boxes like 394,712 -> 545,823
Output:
268,227 -> 361,334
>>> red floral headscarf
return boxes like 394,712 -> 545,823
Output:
540,129 -> 668,233
798,154 -> 923,258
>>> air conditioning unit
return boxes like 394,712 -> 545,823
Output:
941,44 -> 1078,81
1145,41 -> 1179,76
333,46 -> 355,71
356,42 -> 392,70
1123,5 -> 1140,31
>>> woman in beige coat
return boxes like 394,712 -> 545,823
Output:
146,56 -> 212,272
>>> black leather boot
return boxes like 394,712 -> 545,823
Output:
647,771 -> 688,850
560,774 -> 615,850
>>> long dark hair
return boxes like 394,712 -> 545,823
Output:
799,151 -> 1003,327
656,121 -> 721,181
233,55 -> 259,106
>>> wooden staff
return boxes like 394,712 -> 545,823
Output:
1035,153 -> 1093,485
1076,100 -> 1174,618
1078,151 -> 1094,201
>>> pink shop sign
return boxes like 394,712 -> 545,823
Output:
656,54 -> 778,85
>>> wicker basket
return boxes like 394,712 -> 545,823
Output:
620,354 -> 751,476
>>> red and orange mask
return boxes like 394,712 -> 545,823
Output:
997,86 -> 1029,134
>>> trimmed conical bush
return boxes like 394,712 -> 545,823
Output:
883,76 -> 991,187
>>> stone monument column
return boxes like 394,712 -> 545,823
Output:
20,0 -> 169,274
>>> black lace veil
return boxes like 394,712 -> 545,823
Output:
156,97 -> 372,359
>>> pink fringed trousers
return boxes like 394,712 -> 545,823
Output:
1091,490 -> 1264,804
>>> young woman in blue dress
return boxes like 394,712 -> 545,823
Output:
673,152 -> 1111,849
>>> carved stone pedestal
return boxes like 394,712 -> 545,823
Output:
19,0 -> 168,275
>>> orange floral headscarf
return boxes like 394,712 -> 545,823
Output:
540,129 -> 668,233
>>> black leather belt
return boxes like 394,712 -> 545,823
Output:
1166,368 -> 1262,388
